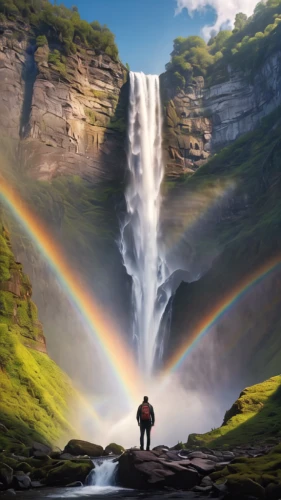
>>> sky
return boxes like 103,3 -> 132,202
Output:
58,0 -> 259,75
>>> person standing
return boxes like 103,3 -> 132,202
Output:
136,396 -> 155,451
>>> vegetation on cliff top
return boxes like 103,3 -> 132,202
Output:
165,0 -> 281,90
0,225 -> 78,452
0,0 -> 118,60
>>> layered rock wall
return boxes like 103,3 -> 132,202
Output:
163,51 -> 281,177
0,21 -> 127,182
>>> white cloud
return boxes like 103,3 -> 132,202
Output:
175,0 -> 259,39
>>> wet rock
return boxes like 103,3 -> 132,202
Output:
64,440 -> 103,457
45,459 -> 94,486
13,472 -> 31,490
201,476 -> 213,487
4,489 -> 16,496
66,481 -> 83,487
104,443 -> 124,456
0,464 -> 13,487
118,449 -> 199,490
30,481 -> 43,488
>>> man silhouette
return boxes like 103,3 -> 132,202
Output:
136,396 -> 155,451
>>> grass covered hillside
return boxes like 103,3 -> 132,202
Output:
188,376 -> 281,448
0,224 -> 79,453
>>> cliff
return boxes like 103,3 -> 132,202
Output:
162,50 -> 281,177
0,19 -> 127,182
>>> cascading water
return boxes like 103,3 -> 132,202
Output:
120,72 -> 172,375
87,458 -> 117,487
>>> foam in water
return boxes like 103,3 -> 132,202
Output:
120,72 -> 171,375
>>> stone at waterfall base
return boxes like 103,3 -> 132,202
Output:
118,449 -> 199,489
63,440 -> 103,457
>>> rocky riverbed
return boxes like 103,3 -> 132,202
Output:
1,439 -> 281,499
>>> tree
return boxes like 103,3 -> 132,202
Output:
234,12 -> 248,31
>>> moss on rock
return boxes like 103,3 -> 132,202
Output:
0,225 -> 80,452
104,443 -> 124,455
46,460 -> 94,486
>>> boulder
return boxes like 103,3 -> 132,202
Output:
64,440 -> 103,457
46,459 -> 94,486
189,457 -> 217,474
226,476 -> 265,499
13,472 -> 31,490
14,463 -> 32,474
30,481 -> 43,488
104,443 -> 124,456
31,442 -> 52,456
118,449 -> 199,490
266,483 -> 281,500
4,489 -> 16,496
0,463 -> 13,487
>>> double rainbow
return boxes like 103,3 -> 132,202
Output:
0,176 -> 139,406
165,254 -> 281,373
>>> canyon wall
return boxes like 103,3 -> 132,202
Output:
162,50 -> 281,177
0,20 -> 127,182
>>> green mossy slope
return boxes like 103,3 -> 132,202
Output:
0,225 -> 78,453
188,376 -> 281,448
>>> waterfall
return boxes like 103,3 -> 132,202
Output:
88,458 -> 117,487
120,72 -> 170,375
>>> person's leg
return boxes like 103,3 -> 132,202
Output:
146,425 -> 151,451
140,424 -> 145,450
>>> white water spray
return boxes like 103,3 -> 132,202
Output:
120,72 -> 171,375
87,458 -> 117,487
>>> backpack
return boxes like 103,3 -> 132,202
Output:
141,403 -> 150,421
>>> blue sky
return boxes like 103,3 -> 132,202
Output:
58,0 -> 216,74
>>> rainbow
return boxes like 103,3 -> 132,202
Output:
165,254 -> 281,373
0,176 -> 140,405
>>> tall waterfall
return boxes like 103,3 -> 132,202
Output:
120,72 -> 169,375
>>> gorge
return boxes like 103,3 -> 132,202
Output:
1,0 -> 281,497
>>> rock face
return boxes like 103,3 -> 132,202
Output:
0,20 -> 127,182
162,51 -> 281,176
204,51 -> 281,149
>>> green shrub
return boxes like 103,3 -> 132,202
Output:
36,35 -> 48,47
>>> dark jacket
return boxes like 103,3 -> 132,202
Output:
136,402 -> 155,425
